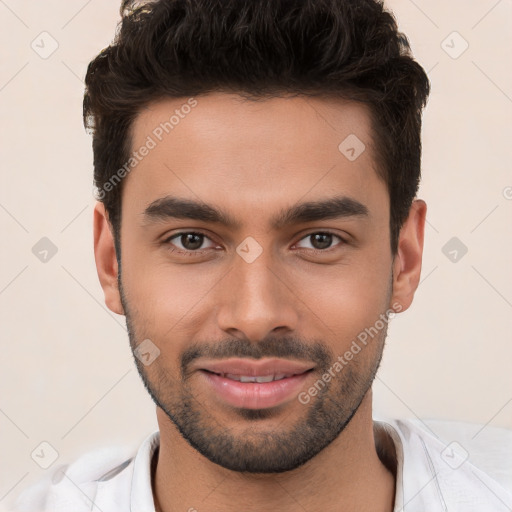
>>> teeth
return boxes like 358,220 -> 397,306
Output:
242,375 -> 271,383
256,375 -> 276,383
222,373 -> 291,382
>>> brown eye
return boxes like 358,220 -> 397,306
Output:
178,233 -> 204,250
295,232 -> 345,251
310,233 -> 333,250
164,232 -> 216,253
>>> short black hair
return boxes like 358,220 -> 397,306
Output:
84,0 -> 430,256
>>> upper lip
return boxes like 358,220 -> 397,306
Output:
196,358 -> 315,377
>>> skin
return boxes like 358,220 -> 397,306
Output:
94,93 -> 426,512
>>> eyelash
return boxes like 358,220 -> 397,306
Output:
162,231 -> 347,256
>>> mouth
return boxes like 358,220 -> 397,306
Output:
195,359 -> 315,410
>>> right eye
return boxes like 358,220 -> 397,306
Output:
162,231 -> 219,254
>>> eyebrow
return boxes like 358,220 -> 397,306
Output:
142,195 -> 369,230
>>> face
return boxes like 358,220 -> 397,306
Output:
94,93 -> 424,473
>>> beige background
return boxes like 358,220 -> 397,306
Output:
1,0 -> 511,508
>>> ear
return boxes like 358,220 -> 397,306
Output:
93,201 -> 125,315
390,199 -> 427,314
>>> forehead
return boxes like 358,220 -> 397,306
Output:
131,93 -> 375,159
123,93 -> 387,223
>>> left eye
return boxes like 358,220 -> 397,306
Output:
294,232 -> 345,251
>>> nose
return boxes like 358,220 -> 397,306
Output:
216,244 -> 299,342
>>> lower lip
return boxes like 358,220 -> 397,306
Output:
199,370 -> 312,410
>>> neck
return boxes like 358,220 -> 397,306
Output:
153,391 -> 396,512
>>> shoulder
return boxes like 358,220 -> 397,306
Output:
377,416 -> 512,510
399,418 -> 512,491
12,432 -> 158,512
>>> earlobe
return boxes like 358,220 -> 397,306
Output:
93,202 -> 125,316
390,199 -> 427,314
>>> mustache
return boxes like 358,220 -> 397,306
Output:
180,336 -> 333,378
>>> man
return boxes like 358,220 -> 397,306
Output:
13,0 -> 512,511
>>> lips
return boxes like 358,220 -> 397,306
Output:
195,358 -> 315,409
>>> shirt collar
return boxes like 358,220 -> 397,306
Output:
130,430 -> 160,512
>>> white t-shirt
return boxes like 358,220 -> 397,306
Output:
12,417 -> 512,512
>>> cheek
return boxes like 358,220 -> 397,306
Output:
121,241 -> 223,344
293,247 -> 392,349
